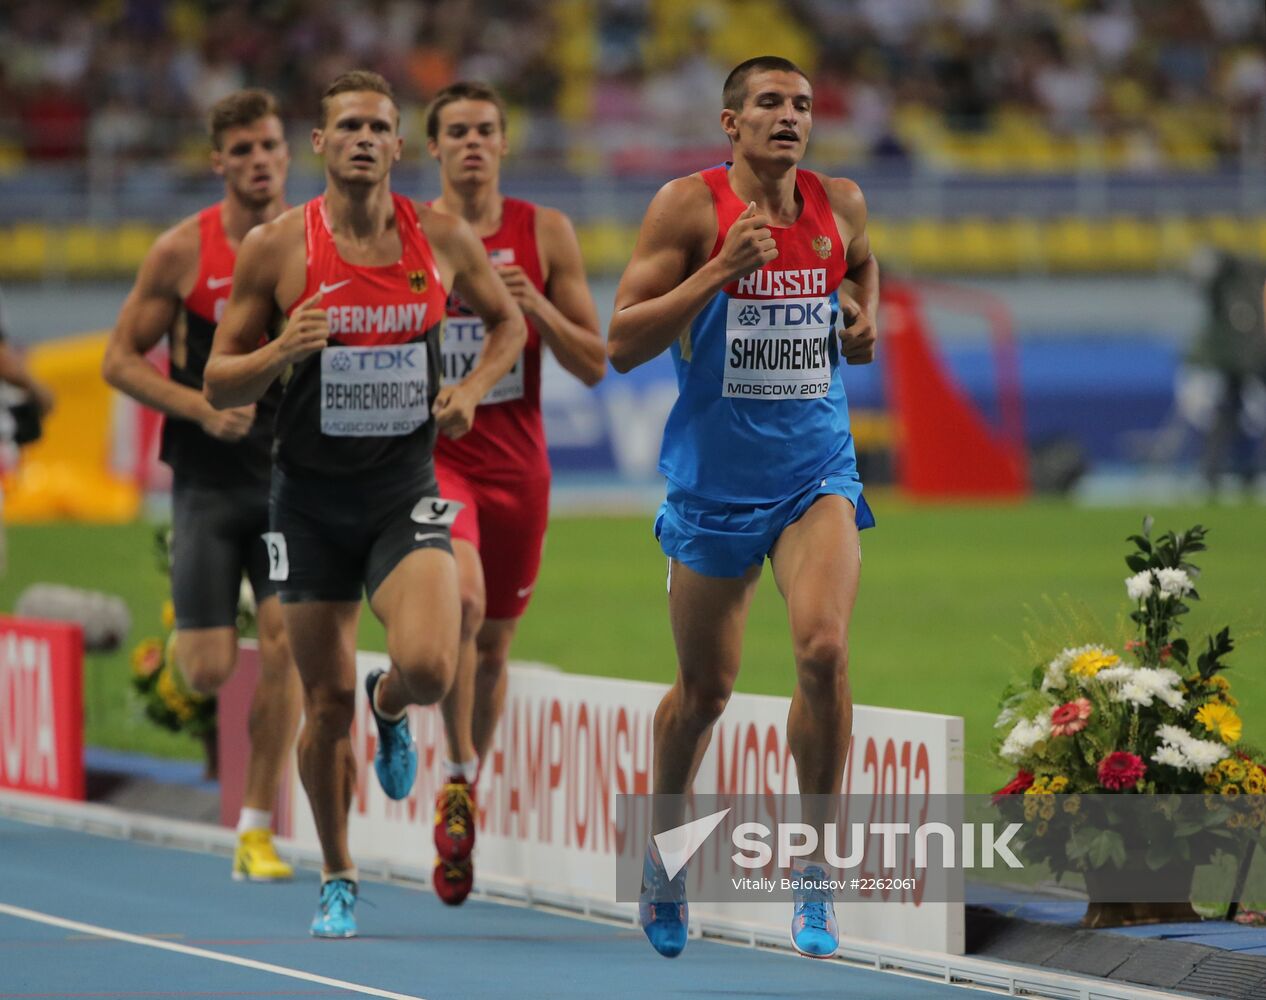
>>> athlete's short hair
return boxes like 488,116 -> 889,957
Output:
320,70 -> 397,127
722,56 -> 809,111
425,81 -> 507,141
208,89 -> 280,149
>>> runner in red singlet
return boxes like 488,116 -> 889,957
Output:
102,90 -> 301,883
204,71 -> 526,938
423,82 -> 605,905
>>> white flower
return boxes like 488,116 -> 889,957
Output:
1154,723 -> 1229,774
1041,646 -> 1103,692
995,706 -> 1017,729
1184,738 -> 1230,773
1152,746 -> 1187,769
1118,680 -> 1156,706
1100,665 -> 1185,710
1097,665 -> 1135,684
1155,568 -> 1194,597
1000,713 -> 1052,762
1125,571 -> 1154,601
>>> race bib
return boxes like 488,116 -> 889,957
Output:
440,315 -> 524,404
261,532 -> 289,581
320,344 -> 429,437
409,496 -> 465,525
723,297 -> 833,400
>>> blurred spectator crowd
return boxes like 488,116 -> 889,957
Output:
0,0 -> 1263,174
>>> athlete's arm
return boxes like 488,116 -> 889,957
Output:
608,177 -> 777,373
205,218 -> 326,409
424,211 -> 526,438
826,177 -> 878,366
102,225 -> 255,439
497,208 -> 604,386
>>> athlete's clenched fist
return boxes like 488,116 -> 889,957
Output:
276,290 -> 328,364
717,202 -> 779,282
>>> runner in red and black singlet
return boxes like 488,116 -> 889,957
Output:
204,71 -> 525,940
102,90 -> 302,884
422,82 -> 605,906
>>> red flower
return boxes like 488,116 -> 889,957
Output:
1126,640 -> 1144,653
992,770 -> 1034,803
1050,698 -> 1092,736
1098,752 -> 1146,791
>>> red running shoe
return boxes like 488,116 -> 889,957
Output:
433,855 -> 473,906
434,778 -> 476,861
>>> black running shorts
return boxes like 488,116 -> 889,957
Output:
170,477 -> 276,630
267,463 -> 454,604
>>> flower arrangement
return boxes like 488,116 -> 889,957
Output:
130,599 -> 217,739
992,520 -> 1262,877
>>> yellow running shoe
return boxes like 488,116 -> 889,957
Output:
232,828 -> 293,881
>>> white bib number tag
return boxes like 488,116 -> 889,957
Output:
320,344 -> 430,436
409,497 -> 465,526
441,316 -> 525,405
261,532 -> 289,581
722,296 -> 833,400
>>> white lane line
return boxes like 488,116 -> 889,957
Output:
0,903 -> 428,1000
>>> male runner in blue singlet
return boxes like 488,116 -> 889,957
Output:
608,55 -> 879,960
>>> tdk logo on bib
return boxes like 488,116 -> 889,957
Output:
724,296 -> 833,401
325,346 -> 421,372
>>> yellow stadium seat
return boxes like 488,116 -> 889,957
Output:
1202,215 -> 1251,254
1043,218 -> 1102,272
1106,217 -> 1160,271
111,224 -> 161,272
1253,217 -> 1266,259
62,226 -> 114,276
1157,217 -> 1199,268
0,225 -> 51,278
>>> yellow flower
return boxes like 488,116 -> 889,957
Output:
1035,820 -> 1049,837
1023,798 -> 1040,822
161,599 -> 176,632
1039,801 -> 1056,821
1247,770 -> 1266,795
1206,770 -> 1223,787
1196,703 -> 1243,744
1222,783 -> 1242,798
1047,776 -> 1069,793
130,638 -> 164,679
1069,648 -> 1120,678
1063,795 -> 1081,815
1222,760 -> 1248,783
1229,812 -> 1245,829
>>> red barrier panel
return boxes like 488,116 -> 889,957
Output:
0,615 -> 84,799
881,282 -> 1028,498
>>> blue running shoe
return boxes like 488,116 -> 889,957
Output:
790,865 -> 839,958
638,842 -> 688,958
365,669 -> 417,800
310,878 -> 357,938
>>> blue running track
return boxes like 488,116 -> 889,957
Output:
0,815 -> 986,1000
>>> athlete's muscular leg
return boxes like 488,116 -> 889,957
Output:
770,496 -> 860,854
175,627 -> 238,696
240,596 -> 302,813
439,540 -> 486,765
470,618 -> 517,760
654,561 -> 761,833
369,548 -> 461,715
283,600 -> 361,874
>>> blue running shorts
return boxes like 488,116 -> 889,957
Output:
654,473 -> 875,579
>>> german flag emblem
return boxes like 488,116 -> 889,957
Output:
408,270 -> 428,294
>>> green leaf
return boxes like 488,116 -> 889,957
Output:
1126,555 -> 1150,573
1127,535 -> 1152,553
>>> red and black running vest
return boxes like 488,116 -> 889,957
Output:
160,203 -> 279,486
275,194 -> 447,478
433,196 -> 548,481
